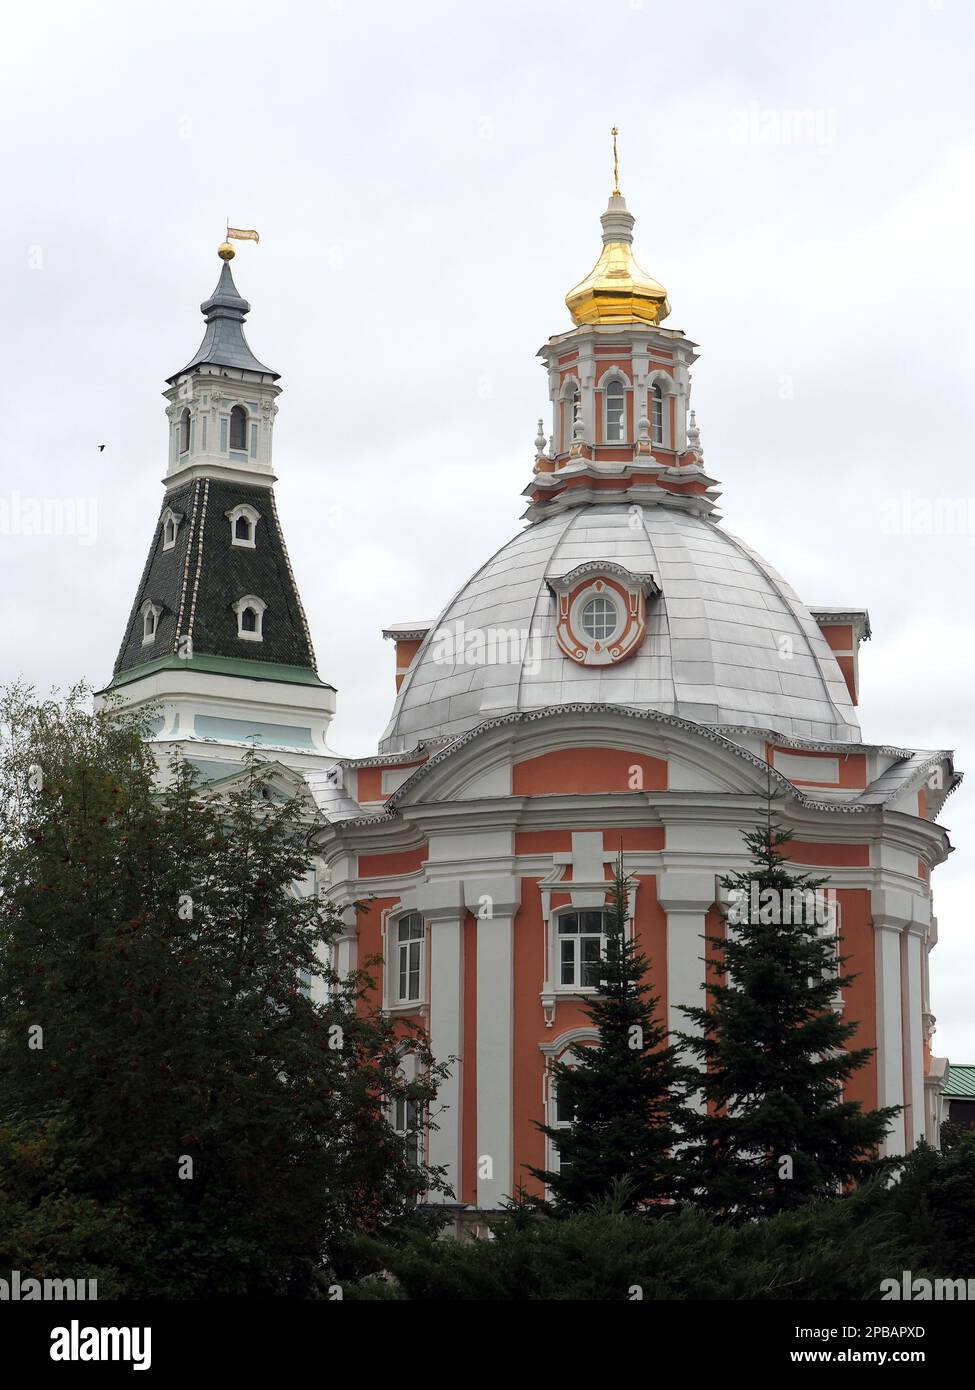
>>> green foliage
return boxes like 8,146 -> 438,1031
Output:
353,1185 -> 912,1300
889,1132 -> 975,1276
0,1116 -> 133,1298
0,684 -> 449,1296
529,868 -> 688,1211
678,806 -> 897,1216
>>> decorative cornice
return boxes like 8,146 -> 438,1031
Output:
808,607 -> 872,641
384,704 -> 958,816
545,560 -> 659,597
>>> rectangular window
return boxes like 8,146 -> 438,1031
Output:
249,423 -> 258,458
563,391 -> 578,450
219,416 -> 229,452
605,383 -> 625,442
552,1079 -> 575,1178
394,1096 -> 420,1166
557,910 -> 605,989
395,913 -> 424,1004
651,389 -> 664,445
555,1088 -> 575,1125
201,416 -> 208,451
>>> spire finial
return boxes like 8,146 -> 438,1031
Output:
564,138 -> 671,326
686,408 -> 703,459
218,223 -> 261,262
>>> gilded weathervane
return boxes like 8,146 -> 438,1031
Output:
218,223 -> 261,261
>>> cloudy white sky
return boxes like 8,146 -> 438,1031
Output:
2,0 -> 974,1058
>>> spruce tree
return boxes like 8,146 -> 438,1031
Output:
677,805 -> 898,1218
529,864 -> 687,1211
0,683 -> 449,1295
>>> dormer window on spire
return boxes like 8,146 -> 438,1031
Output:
226,503 -> 261,549
161,506 -> 181,551
233,594 -> 266,642
140,599 -> 162,645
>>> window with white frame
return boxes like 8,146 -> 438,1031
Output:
563,384 -> 579,451
557,909 -> 606,989
549,1060 -> 580,1178
394,912 -> 424,1004
229,404 -> 248,452
226,503 -> 261,549
604,378 -> 626,442
393,1094 -> 420,1166
161,507 -> 180,551
580,594 -> 620,642
140,599 -> 162,645
233,594 -> 266,642
651,382 -> 664,445
179,407 -> 190,455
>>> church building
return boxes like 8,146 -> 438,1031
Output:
98,177 -> 961,1218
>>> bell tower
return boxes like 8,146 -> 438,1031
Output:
97,239 -> 336,782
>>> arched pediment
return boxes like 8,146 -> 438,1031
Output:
387,705 -> 798,808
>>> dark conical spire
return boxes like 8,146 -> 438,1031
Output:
167,260 -> 279,383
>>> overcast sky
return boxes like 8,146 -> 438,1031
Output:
2,0 -> 974,1058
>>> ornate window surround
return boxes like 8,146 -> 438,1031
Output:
161,506 -> 182,552
381,906 -> 429,1013
596,365 -> 630,444
233,594 -> 267,642
548,561 -> 660,668
539,1028 -> 600,1183
229,403 -> 249,453
226,502 -> 262,549
559,374 -> 580,453
647,369 -> 676,449
538,866 -> 638,1026
140,598 -> 162,645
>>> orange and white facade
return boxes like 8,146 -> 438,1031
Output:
308,188 -> 961,1215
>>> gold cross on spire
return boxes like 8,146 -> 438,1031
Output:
611,125 -> 620,195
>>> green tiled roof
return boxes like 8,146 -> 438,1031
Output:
100,652 -> 331,693
112,478 -> 320,680
945,1065 -> 975,1098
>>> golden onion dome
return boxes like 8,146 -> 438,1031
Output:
565,193 -> 670,327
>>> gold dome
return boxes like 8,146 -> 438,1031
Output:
565,193 -> 670,327
217,241 -> 236,261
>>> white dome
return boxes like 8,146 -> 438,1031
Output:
380,505 -> 861,752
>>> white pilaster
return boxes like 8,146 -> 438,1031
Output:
334,904 -> 358,980
901,924 -> 926,1150
466,875 -> 519,1210
873,890 -> 909,1156
657,871 -> 715,1036
417,879 -> 465,1201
